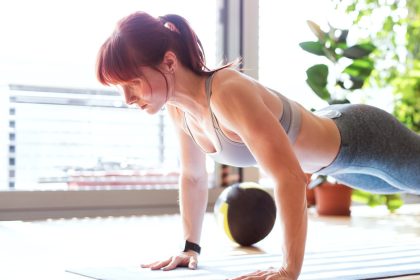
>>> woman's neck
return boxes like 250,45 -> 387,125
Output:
167,68 -> 210,120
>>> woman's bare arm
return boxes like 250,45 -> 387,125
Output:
211,72 -> 308,278
167,105 -> 208,249
141,105 -> 209,271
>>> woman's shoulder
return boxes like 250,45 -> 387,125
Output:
213,67 -> 248,84
211,68 -> 258,98
209,68 -> 265,120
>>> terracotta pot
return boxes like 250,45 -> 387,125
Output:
314,182 -> 352,216
305,174 -> 316,207
306,187 -> 316,207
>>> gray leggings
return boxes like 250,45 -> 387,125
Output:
316,104 -> 420,194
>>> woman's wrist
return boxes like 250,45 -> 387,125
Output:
280,264 -> 300,280
183,240 -> 201,254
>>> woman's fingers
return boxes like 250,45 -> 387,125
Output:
140,261 -> 159,268
188,255 -> 198,269
141,252 -> 198,271
146,258 -> 172,270
162,256 -> 184,271
229,268 -> 290,280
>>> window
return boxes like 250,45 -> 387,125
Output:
258,0 -> 334,110
6,85 -> 182,190
0,1 -> 262,220
0,0 -> 222,191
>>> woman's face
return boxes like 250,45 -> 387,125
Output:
119,67 -> 170,114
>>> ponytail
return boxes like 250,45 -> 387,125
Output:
159,14 -> 210,75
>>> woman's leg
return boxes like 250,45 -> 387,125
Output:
316,104 -> 420,194
331,173 -> 401,194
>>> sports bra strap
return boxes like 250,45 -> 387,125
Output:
279,96 -> 292,134
204,73 -> 223,130
204,72 -> 299,143
205,72 -> 216,101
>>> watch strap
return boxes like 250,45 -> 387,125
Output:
183,240 -> 201,254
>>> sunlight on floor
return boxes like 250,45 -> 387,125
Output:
1,204 -> 420,279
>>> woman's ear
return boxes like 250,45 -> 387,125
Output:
161,51 -> 178,73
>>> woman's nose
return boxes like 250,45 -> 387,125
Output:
126,94 -> 139,105
122,88 -> 139,105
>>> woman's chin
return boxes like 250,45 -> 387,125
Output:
144,107 -> 160,115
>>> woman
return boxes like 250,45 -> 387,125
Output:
96,11 -> 420,280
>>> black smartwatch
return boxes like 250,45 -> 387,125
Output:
183,240 -> 201,254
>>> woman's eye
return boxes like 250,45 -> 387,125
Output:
127,95 -> 139,104
131,80 -> 142,86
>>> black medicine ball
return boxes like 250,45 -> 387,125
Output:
214,182 -> 276,246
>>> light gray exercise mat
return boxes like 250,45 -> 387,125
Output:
67,243 -> 420,280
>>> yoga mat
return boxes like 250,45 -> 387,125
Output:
67,243 -> 420,280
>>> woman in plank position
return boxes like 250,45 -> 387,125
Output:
96,11 -> 420,280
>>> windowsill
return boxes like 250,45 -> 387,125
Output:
0,188 -> 225,221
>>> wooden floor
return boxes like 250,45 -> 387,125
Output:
1,204 -> 420,280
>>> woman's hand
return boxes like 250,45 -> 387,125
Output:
229,267 -> 295,280
140,251 -> 199,271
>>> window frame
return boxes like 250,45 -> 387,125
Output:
0,0 -> 260,221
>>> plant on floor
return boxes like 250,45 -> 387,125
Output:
300,20 -> 403,213
352,189 -> 404,213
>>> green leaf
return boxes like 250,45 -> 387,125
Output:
352,190 -> 404,213
305,64 -> 330,100
367,194 -> 385,207
306,64 -> 329,86
352,190 -> 370,204
338,76 -> 365,90
306,79 -> 331,101
336,29 -> 349,44
348,77 -> 365,90
343,59 -> 374,79
345,3 -> 356,13
342,43 -> 376,59
385,194 -> 404,212
306,20 -> 326,42
335,42 -> 349,52
299,41 -> 325,56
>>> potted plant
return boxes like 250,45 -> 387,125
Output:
300,20 -> 404,214
305,173 -> 316,207
309,175 -> 352,216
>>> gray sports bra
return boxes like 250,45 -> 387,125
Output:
184,73 -> 302,167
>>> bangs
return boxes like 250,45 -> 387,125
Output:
96,35 -> 142,85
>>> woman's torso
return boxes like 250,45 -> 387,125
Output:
174,68 -> 341,173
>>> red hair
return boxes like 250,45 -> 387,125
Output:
96,11 -> 228,86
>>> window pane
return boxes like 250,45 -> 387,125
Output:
0,0 -> 221,190
258,0 -> 334,110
